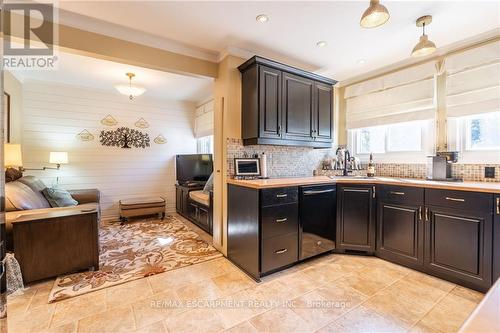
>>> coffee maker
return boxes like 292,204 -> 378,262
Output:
427,151 -> 462,182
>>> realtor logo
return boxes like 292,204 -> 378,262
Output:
2,2 -> 59,70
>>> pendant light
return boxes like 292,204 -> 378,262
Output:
411,15 -> 437,57
114,72 -> 146,100
360,0 -> 390,28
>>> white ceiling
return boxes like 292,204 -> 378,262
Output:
54,1 -> 500,81
10,50 -> 214,102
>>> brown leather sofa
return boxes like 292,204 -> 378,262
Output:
5,176 -> 100,283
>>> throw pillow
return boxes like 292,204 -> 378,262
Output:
42,187 -> 78,208
203,173 -> 214,193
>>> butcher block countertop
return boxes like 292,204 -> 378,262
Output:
227,176 -> 500,193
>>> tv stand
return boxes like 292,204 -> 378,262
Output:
175,184 -> 212,235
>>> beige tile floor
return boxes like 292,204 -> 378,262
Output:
7,216 -> 484,333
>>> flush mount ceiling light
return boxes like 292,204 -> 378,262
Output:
316,40 -> 327,47
357,59 -> 366,65
256,14 -> 269,23
360,0 -> 390,28
114,72 -> 146,100
411,15 -> 437,57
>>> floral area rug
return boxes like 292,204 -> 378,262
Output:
48,215 -> 221,303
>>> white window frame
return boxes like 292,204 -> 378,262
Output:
447,112 -> 500,164
348,120 -> 435,163
196,135 -> 213,154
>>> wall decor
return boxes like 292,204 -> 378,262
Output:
134,117 -> 149,129
100,127 -> 150,149
154,134 -> 167,144
76,129 -> 94,141
100,115 -> 118,126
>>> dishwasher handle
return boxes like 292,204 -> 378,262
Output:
303,188 -> 335,196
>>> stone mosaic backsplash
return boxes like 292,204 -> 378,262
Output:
226,138 -> 500,182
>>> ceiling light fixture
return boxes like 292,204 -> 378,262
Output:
360,0 -> 390,28
411,15 -> 437,57
316,41 -> 327,47
357,59 -> 366,65
256,14 -> 269,23
114,72 -> 146,100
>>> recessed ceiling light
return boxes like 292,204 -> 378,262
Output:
357,59 -> 366,65
316,41 -> 327,47
256,14 -> 269,23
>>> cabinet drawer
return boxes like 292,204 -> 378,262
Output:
379,185 -> 423,205
261,233 -> 298,273
261,203 -> 298,239
425,189 -> 493,212
261,187 -> 298,206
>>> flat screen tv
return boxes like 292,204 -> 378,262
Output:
176,154 -> 213,185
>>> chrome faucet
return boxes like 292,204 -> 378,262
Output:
343,149 -> 351,176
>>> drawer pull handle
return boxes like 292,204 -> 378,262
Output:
275,248 -> 288,254
496,197 -> 499,215
425,207 -> 429,222
275,218 -> 288,223
419,206 -> 422,221
445,197 -> 465,202
276,194 -> 288,198
390,191 -> 405,196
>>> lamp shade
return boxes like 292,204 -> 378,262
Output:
4,144 -> 23,167
411,34 -> 437,57
49,152 -> 68,164
360,0 -> 390,28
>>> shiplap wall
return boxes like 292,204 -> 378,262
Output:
21,80 -> 197,218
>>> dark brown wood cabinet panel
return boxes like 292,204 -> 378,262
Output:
227,185 -> 260,279
261,232 -> 298,274
314,82 -> 333,142
425,189 -> 492,212
336,184 -> 376,253
377,203 -> 424,268
261,203 -> 298,239
282,72 -> 314,142
259,66 -> 282,139
379,185 -> 424,205
494,195 -> 500,282
424,206 -> 492,291
241,64 -> 258,140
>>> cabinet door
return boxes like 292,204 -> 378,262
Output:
493,195 -> 500,282
425,206 -> 492,291
314,82 -> 333,143
282,72 -> 314,142
259,66 -> 282,139
336,185 -> 375,252
377,203 -> 424,268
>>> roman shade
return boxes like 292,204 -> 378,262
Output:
345,62 -> 436,129
445,40 -> 500,118
194,100 -> 214,138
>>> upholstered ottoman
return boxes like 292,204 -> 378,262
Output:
119,197 -> 166,222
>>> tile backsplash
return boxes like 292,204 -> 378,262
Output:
226,138 -> 500,182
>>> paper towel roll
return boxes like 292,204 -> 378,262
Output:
260,152 -> 267,178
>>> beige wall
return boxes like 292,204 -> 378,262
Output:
4,71 -> 22,144
212,55 -> 245,255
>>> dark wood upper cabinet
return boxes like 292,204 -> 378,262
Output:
314,82 -> 333,143
282,72 -> 314,142
336,184 -> 376,253
239,56 -> 336,148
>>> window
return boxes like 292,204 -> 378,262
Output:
197,135 -> 213,154
465,112 -> 500,151
352,120 -> 427,156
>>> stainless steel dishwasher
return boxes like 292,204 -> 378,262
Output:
299,184 -> 337,260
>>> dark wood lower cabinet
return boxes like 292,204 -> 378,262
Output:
377,203 -> 424,268
424,205 -> 492,291
336,184 -> 375,253
494,195 -> 500,282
